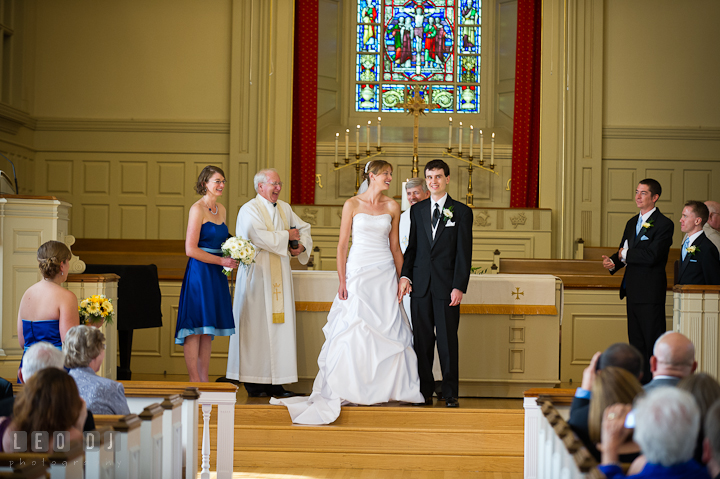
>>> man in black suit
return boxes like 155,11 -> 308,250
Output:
676,200 -> 720,286
602,178 -> 674,384
399,159 -> 473,408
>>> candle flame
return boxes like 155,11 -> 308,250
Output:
336,132 -> 339,137
378,117 -> 381,121
459,122 -> 463,126
480,130 -> 483,134
492,133 -> 495,138
357,125 -> 360,129
346,129 -> 350,132
449,117 -> 452,122
368,120 -> 371,125
470,125 -> 473,130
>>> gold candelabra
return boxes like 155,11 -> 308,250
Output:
443,147 -> 499,207
334,147 -> 385,194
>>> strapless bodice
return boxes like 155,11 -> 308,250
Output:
198,222 -> 229,251
347,213 -> 392,269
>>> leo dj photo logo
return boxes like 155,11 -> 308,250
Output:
8,430 -> 119,453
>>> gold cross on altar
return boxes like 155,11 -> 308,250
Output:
512,288 -> 524,300
273,282 -> 282,301
395,85 -> 439,177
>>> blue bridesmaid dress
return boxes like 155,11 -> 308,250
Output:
174,222 -> 236,345
20,319 -> 63,382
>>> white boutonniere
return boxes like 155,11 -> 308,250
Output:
641,219 -> 654,229
442,206 -> 454,223
686,245 -> 700,256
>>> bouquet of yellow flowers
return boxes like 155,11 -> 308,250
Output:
79,295 -> 114,326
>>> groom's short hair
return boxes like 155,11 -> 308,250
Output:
425,159 -> 449,177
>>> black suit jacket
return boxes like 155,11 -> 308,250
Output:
676,232 -> 720,285
608,208 -> 674,303
401,195 -> 473,299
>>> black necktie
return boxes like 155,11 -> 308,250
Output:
273,203 -> 277,207
433,204 -> 440,228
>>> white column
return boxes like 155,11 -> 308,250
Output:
115,414 -> 142,479
523,396 -> 540,479
139,404 -> 165,479
182,387 -> 200,479
161,394 -> 184,479
199,390 -> 237,479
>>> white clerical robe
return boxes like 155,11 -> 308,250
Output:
226,195 -> 312,384
399,205 -> 442,381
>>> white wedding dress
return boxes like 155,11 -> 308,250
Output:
270,213 -> 424,424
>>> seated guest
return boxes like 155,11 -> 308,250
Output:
569,343 -> 644,459
645,332 -> 697,392
679,373 -> 720,464
64,325 -> 130,415
676,200 -> 720,285
16,240 -> 80,382
599,388 -> 710,478
0,342 -> 96,431
0,368 -> 87,452
703,400 -> 720,479
588,366 -> 644,447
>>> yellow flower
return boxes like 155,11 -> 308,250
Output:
87,302 -> 100,315
80,299 -> 89,309
102,301 -> 113,313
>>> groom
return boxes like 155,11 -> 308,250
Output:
399,159 -> 473,407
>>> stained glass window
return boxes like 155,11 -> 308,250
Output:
356,0 -> 481,114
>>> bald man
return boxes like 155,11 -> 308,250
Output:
644,331 -> 697,393
704,200 -> 720,251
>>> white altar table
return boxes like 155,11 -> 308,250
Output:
292,272 -> 562,398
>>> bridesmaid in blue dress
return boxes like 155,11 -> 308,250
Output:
17,241 -> 80,382
175,165 -> 238,382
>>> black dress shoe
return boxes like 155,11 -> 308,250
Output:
272,390 -> 302,398
247,391 -> 269,398
445,397 -> 459,408
412,398 -> 433,406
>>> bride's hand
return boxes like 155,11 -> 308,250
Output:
397,278 -> 411,302
338,283 -> 348,301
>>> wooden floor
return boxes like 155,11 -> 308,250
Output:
137,374 -> 526,476
200,470 -> 523,478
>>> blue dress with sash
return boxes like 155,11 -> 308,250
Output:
174,222 -> 236,345
20,319 -> 63,382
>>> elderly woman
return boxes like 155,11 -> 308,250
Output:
63,325 -> 130,415
17,240 -> 80,382
0,368 -> 86,452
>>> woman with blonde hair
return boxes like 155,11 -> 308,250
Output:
64,325 -> 130,415
272,160 -> 423,424
16,240 -> 80,382
588,366 -> 644,444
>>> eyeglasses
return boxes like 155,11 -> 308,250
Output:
211,180 -> 226,185
265,181 -> 283,187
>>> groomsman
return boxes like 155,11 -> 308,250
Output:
676,200 -> 720,286
399,159 -> 473,408
704,200 -> 720,251
602,178 -> 673,384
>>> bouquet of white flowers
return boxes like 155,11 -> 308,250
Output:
220,236 -> 256,277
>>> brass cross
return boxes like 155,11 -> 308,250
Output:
512,288 -> 524,300
273,282 -> 282,301
395,85 -> 439,175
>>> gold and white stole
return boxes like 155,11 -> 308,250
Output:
253,197 -> 289,324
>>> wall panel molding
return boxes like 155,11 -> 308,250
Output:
604,126 -> 720,141
34,119 -> 230,134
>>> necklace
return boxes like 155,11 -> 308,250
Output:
203,199 -> 218,215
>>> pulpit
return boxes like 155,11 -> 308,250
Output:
0,195 -> 70,376
673,284 -> 720,376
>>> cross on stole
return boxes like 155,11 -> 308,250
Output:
512,288 -> 524,300
273,283 -> 282,301
394,85 -> 439,166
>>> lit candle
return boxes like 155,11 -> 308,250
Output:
356,125 -> 360,156
345,129 -> 349,159
469,125 -> 474,157
458,122 -> 463,155
367,120 -> 371,152
377,117 -> 382,149
479,130 -> 484,163
491,132 -> 495,166
334,132 -> 339,165
448,117 -> 453,149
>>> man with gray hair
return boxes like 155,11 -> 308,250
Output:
644,331 -> 697,392
226,169 -> 312,398
705,200 -> 720,251
599,387 -> 709,478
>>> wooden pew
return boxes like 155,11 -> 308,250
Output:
0,463 -> 47,478
0,442 -> 85,479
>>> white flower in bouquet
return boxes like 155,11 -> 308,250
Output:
221,236 -> 256,277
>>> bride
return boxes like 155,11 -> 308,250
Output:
271,160 -> 424,424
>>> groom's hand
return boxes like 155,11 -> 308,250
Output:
449,288 -> 463,307
398,278 -> 411,303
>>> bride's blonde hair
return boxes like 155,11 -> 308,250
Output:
362,160 -> 392,185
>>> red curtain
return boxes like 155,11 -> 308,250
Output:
510,0 -> 542,208
291,0 -> 318,205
